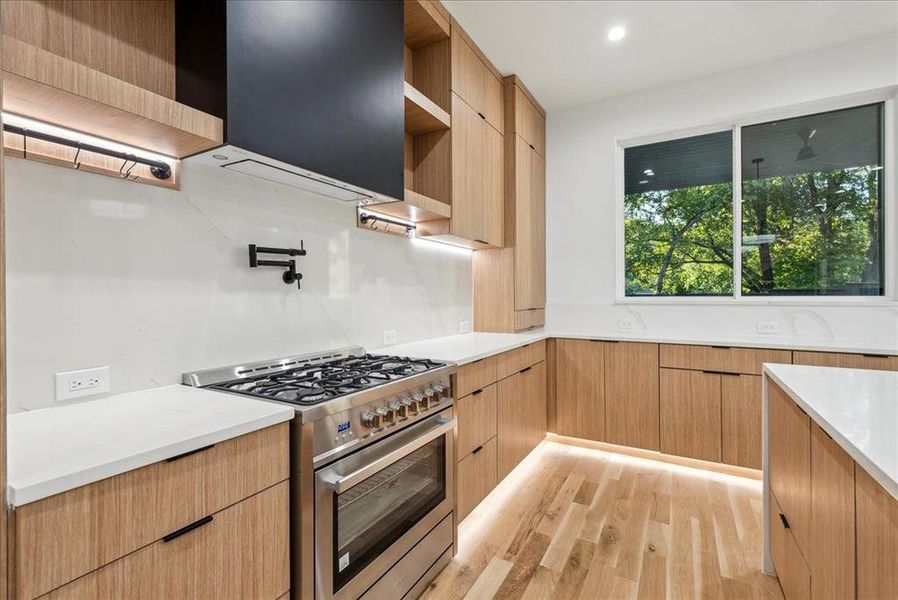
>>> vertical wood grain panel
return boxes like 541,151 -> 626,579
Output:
554,339 -> 605,442
856,468 -> 898,599
809,423 -> 855,600
455,384 -> 497,460
721,374 -> 762,469
767,381 -> 811,555
659,368 -> 721,462
604,342 -> 659,451
0,7 -> 7,593
456,437 -> 497,522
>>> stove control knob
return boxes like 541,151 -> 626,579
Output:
362,411 -> 383,429
379,407 -> 395,423
419,393 -> 432,410
407,397 -> 421,414
392,400 -> 409,419
432,383 -> 447,399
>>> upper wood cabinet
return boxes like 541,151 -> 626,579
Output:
554,339 -> 605,441
604,342 -> 660,451
471,76 -> 546,332
446,93 -> 504,246
450,27 -> 503,134
1,1 -> 222,171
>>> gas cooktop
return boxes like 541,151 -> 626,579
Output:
187,350 -> 448,407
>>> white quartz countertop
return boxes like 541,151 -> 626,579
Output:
7,385 -> 295,507
764,364 -> 898,500
376,329 -> 896,366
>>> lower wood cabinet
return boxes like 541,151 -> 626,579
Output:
454,347 -> 546,522
497,361 -> 546,480
856,468 -> 898,599
809,422 -> 855,600
604,341 -> 659,451
793,350 -> 898,371
768,381 -> 811,553
721,374 -> 762,469
456,436 -> 498,522
769,490 -> 811,600
44,482 -> 290,600
659,368 -> 721,462
554,339 -> 604,441
13,423 -> 290,600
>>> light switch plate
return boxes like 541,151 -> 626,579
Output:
618,318 -> 636,330
55,366 -> 110,402
459,320 -> 471,334
382,330 -> 397,345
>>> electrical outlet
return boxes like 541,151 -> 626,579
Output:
55,366 -> 110,402
757,321 -> 779,334
618,318 -> 636,330
459,320 -> 471,334
382,330 -> 397,345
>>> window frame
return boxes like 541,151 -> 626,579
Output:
615,89 -> 897,305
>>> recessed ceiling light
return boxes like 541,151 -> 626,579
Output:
607,26 -> 626,42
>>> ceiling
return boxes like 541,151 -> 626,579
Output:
443,1 -> 898,111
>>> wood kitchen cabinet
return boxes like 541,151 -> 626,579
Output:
768,380 -> 811,554
12,423 -> 290,600
856,468 -> 898,598
553,339 -> 605,442
809,422 -> 855,600
660,368 -> 722,462
604,341 -> 659,451
792,350 -> 898,371
721,374 -> 762,469
472,75 -> 546,331
769,490 -> 811,600
418,19 -> 505,250
452,344 -> 545,521
497,361 -> 546,480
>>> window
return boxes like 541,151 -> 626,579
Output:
623,102 -> 887,298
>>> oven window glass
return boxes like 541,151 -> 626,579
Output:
333,435 -> 446,592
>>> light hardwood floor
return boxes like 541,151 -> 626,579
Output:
424,441 -> 783,600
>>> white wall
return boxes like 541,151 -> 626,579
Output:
546,33 -> 898,347
5,159 -> 472,411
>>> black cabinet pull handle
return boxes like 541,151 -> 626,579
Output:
604,340 -> 618,344
862,353 -> 888,359
163,515 -> 214,542
472,445 -> 484,455
472,389 -> 483,396
474,239 -> 488,245
711,345 -> 732,350
166,444 -> 214,462
779,513 -> 790,530
520,366 -> 532,374
529,143 -> 535,150
478,112 -> 486,119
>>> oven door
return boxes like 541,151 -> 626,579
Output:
315,409 -> 455,599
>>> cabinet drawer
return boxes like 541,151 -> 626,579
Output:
792,350 -> 898,371
513,309 -> 544,331
15,423 -> 289,599
660,344 -> 791,375
496,341 -> 545,380
456,436 -> 498,522
44,482 -> 290,600
456,384 -> 498,460
454,356 -> 498,398
769,490 -> 811,600
768,381 -> 810,554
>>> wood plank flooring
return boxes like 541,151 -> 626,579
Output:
423,441 -> 783,600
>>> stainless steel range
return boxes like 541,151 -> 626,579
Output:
184,347 -> 457,600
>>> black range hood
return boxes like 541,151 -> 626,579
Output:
175,0 -> 404,204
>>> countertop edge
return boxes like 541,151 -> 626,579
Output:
9,409 -> 294,507
763,365 -> 898,502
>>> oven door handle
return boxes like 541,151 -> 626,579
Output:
319,417 -> 456,494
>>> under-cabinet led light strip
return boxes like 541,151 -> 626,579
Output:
2,112 -> 177,164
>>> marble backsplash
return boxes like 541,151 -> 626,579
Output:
5,158 -> 473,412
